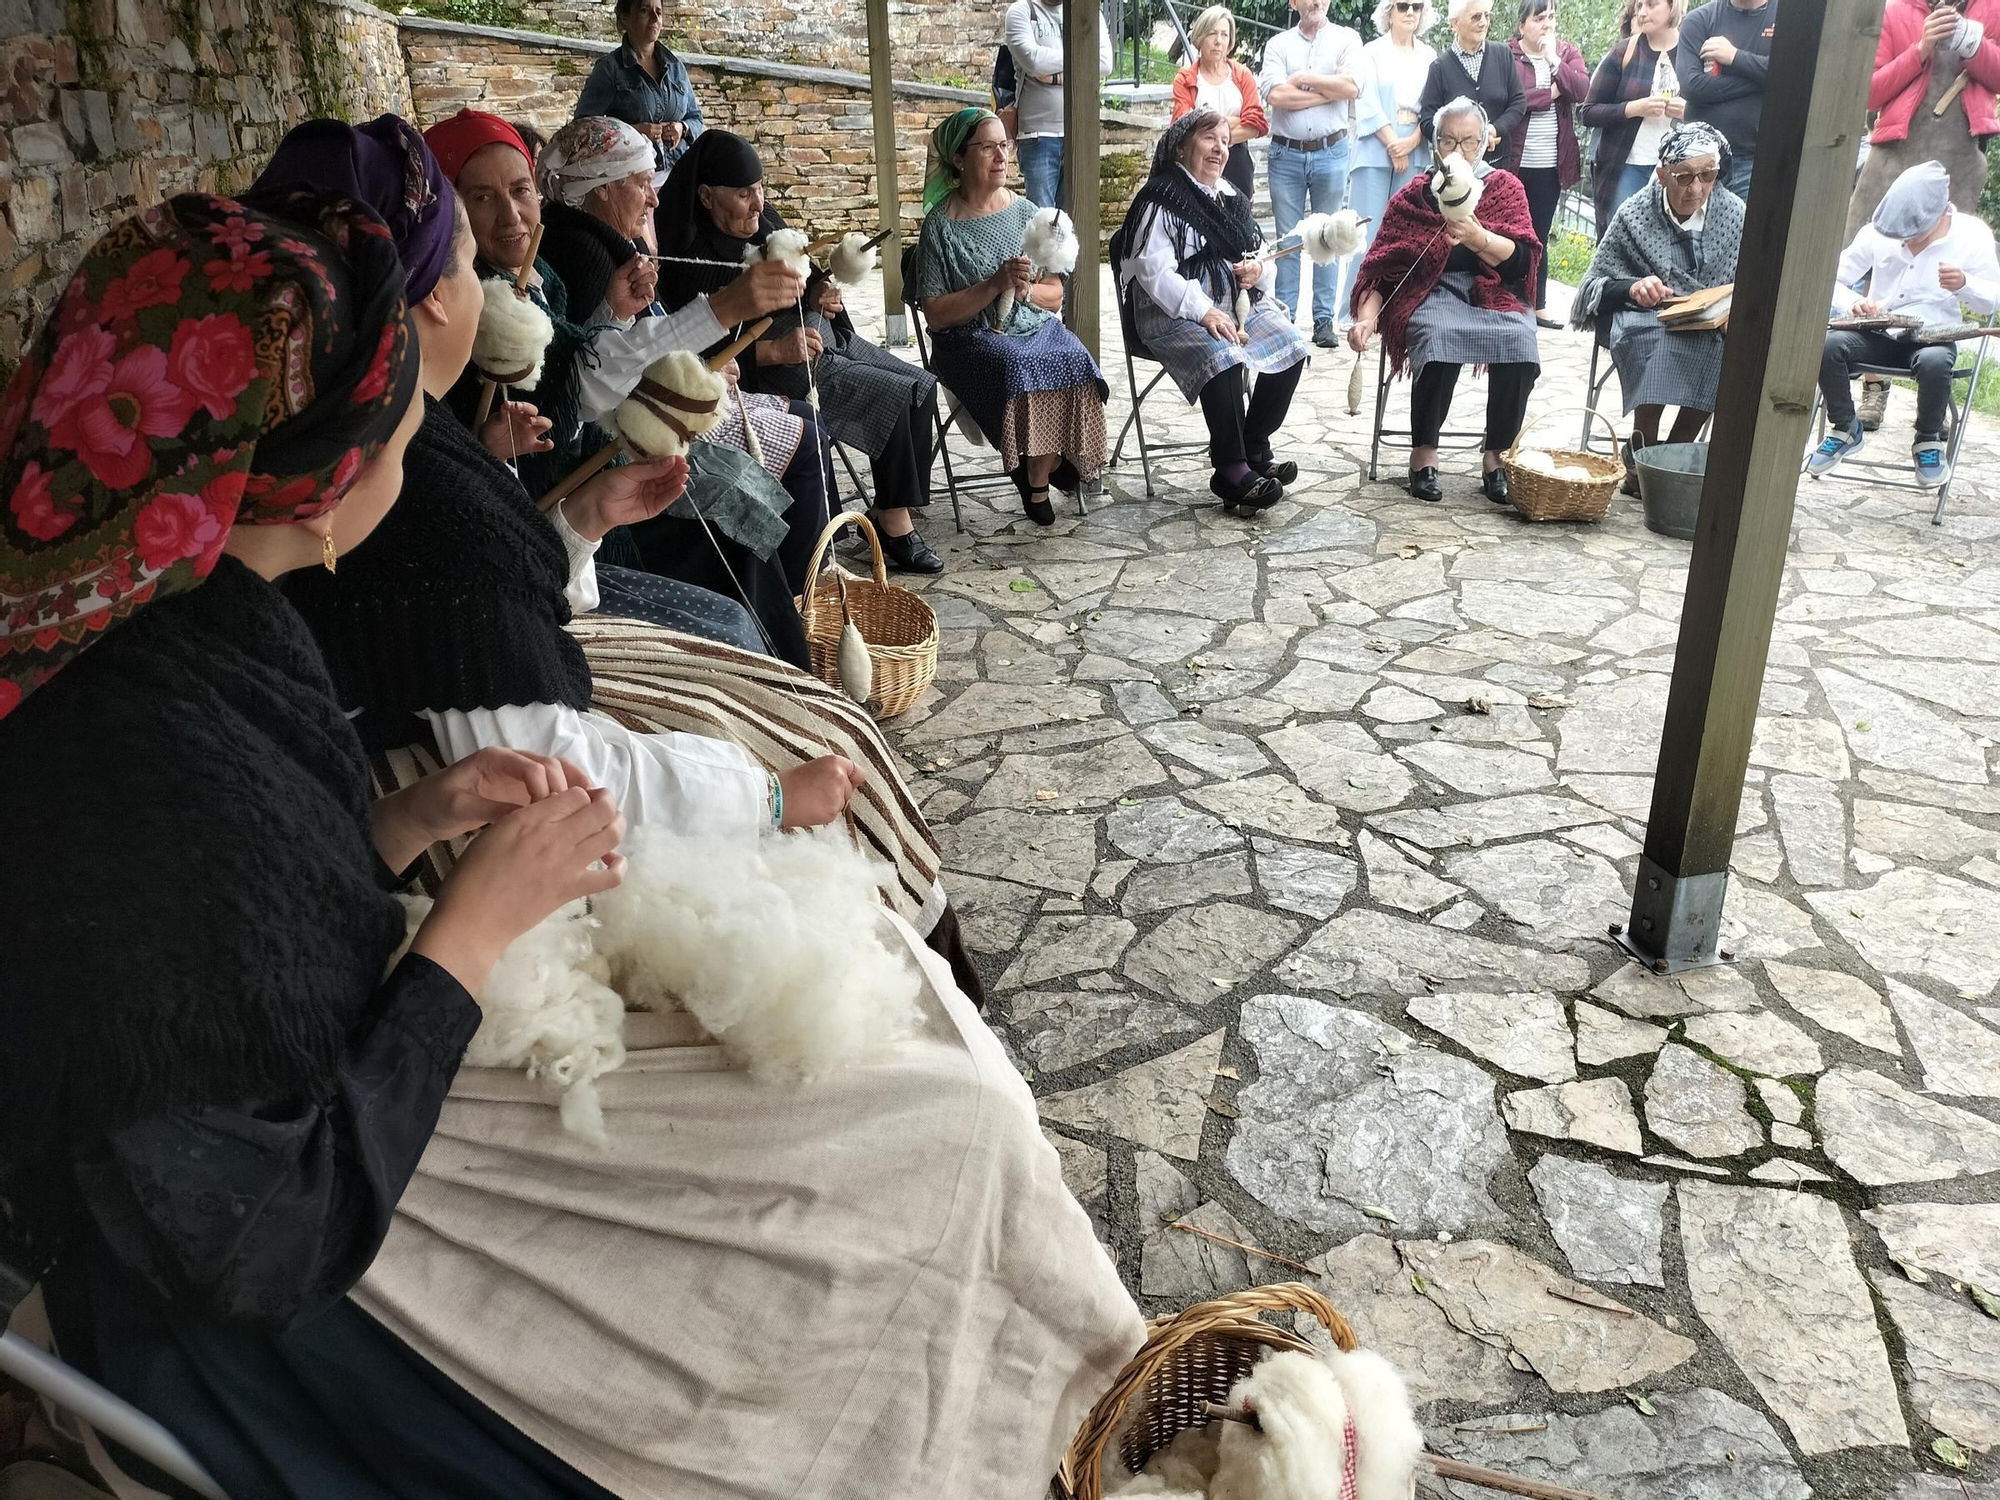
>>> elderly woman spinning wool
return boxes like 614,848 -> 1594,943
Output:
657,130 -> 948,575
536,116 -> 838,601
1571,119 -> 1741,492
914,107 -> 1109,527
1115,109 -> 1311,513
1348,95 -> 1542,505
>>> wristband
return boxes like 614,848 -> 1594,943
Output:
768,769 -> 784,830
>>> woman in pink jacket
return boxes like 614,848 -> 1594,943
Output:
1847,0 -> 2000,239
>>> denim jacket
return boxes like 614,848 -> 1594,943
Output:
575,41 -> 706,172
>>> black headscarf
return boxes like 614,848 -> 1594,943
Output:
1119,110 -> 1262,309
656,129 -> 774,259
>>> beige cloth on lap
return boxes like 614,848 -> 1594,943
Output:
354,910 -> 1144,1499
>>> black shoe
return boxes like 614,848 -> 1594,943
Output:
1482,467 -> 1511,505
1048,457 -> 1081,495
1620,436 -> 1643,497
875,523 -> 944,574
1212,471 -> 1282,513
1407,466 -> 1442,502
1535,312 -> 1563,330
1023,487 -> 1056,527
1252,456 -> 1300,485
1313,319 -> 1340,348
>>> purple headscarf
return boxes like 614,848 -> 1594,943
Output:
251,115 -> 457,301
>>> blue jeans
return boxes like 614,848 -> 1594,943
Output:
1342,152 -> 1427,313
1268,139 -> 1352,327
1725,151 -> 1754,200
1614,161 -> 1655,216
1019,135 -> 1064,209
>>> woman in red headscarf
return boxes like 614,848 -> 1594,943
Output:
0,190 -> 636,1496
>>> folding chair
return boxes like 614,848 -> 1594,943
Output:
1106,224 -> 1213,497
1803,314 -> 1994,526
899,246 -> 1088,531
1578,317 -> 1711,454
1,1174 -> 230,1499
1366,342 -> 1487,482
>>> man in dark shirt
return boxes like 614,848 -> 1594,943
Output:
1676,0 -> 1779,198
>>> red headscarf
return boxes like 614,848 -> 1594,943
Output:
1349,164 -> 1541,377
424,109 -> 534,185
0,192 -> 419,719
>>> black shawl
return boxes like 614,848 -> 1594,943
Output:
1121,120 -> 1263,311
0,559 -> 406,1160
537,199 -> 642,327
285,397 -> 595,729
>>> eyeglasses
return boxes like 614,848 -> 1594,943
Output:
967,140 -> 1010,156
1665,167 -> 1720,186
1393,2 -> 1424,10
1437,134 -> 1484,152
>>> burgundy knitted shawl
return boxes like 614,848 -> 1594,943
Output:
1350,165 -> 1540,376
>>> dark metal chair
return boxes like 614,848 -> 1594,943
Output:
1366,341 -> 1487,482
1106,224 -> 1215,496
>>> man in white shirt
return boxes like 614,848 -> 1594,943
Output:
1005,0 -> 1116,208
1259,0 -> 1366,345
1809,159 -> 2000,486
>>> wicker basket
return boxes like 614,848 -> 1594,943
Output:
1054,1284 -> 1358,1499
794,510 -> 938,719
1505,407 -> 1624,523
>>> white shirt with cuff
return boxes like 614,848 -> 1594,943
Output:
577,296 -> 730,424
1119,168 -> 1234,323
1831,210 -> 2000,328
1005,0 -> 1115,139
1259,23 -> 1365,144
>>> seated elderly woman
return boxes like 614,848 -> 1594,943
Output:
658,130 -> 947,575
535,116 -> 836,598
1571,120 -> 1740,491
914,106 -> 1109,526
1349,96 -> 1543,504
1115,108 -> 1311,513
259,119 -> 978,996
3,189 -> 1141,1500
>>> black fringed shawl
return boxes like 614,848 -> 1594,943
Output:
1120,124 -> 1264,310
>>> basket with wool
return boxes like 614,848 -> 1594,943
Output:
1505,407 -> 1623,524
795,510 -> 938,719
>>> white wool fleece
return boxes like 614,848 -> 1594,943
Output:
1211,1351 -> 1351,1500
471,278 -> 555,391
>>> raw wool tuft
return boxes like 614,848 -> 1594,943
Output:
395,895 -> 626,1147
1430,154 -> 1483,222
746,227 -> 813,278
1211,1351 -> 1351,1500
473,277 -> 555,390
1321,1349 -> 1423,1500
1024,206 -> 1081,277
829,231 -> 880,287
1297,209 -> 1366,265
591,824 -> 921,1083
614,349 -> 727,458
836,617 -> 873,706
1513,448 -> 1557,474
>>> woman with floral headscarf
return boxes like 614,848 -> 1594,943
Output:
1,189 -> 634,1496
913,106 -> 1108,526
1349,95 -> 1542,505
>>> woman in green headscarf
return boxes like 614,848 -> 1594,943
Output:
912,106 -> 1107,527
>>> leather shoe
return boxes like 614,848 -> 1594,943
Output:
1535,312 -> 1563,330
1481,467 -> 1511,505
1253,456 -> 1300,485
1022,487 -> 1056,527
1407,466 -> 1442,502
876,523 -> 944,574
1212,471 -> 1282,513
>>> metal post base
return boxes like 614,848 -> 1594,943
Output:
1610,855 -> 1732,975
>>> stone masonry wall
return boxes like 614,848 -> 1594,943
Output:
503,0 -> 1011,89
402,18 -> 1156,238
0,0 -> 409,379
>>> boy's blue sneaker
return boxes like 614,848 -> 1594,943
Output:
1807,419 -> 1865,477
1913,438 -> 1950,487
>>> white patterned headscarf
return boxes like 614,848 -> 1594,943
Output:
537,116 -> 662,207
1658,120 -> 1730,171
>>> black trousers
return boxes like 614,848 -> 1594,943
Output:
1223,142 -> 1256,201
1516,164 -> 1562,310
1409,360 -> 1538,451
1820,329 -> 1956,439
775,400 -> 835,593
1198,360 -> 1306,467
868,391 -> 940,512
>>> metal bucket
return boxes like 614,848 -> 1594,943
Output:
1634,441 -> 1707,541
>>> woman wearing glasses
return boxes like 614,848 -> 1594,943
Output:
1580,0 -> 1687,237
1348,96 -> 1542,505
1570,120 -> 1740,490
1418,0 -> 1527,164
1350,1 -> 1437,260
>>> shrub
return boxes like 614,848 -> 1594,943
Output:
1547,228 -> 1594,286
402,0 -> 527,30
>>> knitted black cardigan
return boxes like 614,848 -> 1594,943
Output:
286,397 -> 595,733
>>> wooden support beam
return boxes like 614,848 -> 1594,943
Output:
1621,0 -> 1882,972
864,0 -> 906,344
1063,0 -> 1102,360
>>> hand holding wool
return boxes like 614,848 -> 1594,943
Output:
473,276 -> 556,389
778,754 -> 865,829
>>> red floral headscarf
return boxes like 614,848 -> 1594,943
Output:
0,192 -> 419,719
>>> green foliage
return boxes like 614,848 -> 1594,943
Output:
401,0 -> 526,29
1547,227 -> 1594,285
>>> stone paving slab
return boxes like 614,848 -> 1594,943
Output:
844,269 -> 2000,1496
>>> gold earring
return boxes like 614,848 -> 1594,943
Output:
322,531 -> 338,574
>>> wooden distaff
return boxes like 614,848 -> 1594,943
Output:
535,317 -> 773,512
475,223 -> 547,427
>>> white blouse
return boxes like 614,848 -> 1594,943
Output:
1194,72 -> 1243,120
578,296 -> 731,424
1119,166 -> 1234,323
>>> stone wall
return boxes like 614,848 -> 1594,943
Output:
0,0 -> 409,377
402,18 -> 1157,237
503,0 -> 1011,89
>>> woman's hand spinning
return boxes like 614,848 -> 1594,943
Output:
1199,306 -> 1248,345
1347,314 -> 1378,355
564,455 -> 692,541
1630,275 -> 1672,308
778,755 -> 865,828
817,282 -> 845,317
373,748 -> 592,872
762,326 -> 825,366
480,400 -> 554,462
608,257 -> 660,320
1233,259 -> 1263,289
993,255 -> 1034,301
1442,216 -> 1487,249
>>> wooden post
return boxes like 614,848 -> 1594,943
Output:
1619,0 -> 1882,973
1063,0 -> 1102,360
865,0 -> 906,344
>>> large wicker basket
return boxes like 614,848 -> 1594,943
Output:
794,510 -> 938,719
1505,406 -> 1623,523
1055,1283 -> 1358,1499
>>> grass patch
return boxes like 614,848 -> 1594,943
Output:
401,0 -> 525,29
1548,228 -> 1594,287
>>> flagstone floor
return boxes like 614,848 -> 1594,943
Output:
851,269 -> 2000,1499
